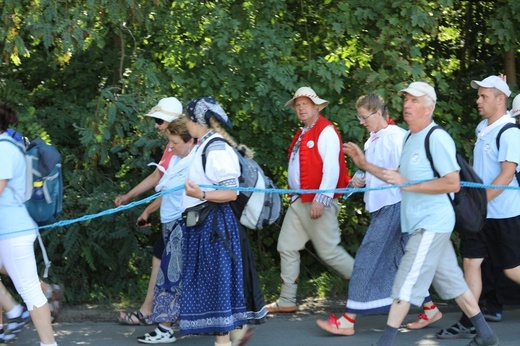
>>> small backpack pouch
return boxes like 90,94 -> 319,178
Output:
182,201 -> 219,227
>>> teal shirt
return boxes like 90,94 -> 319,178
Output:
399,122 -> 460,234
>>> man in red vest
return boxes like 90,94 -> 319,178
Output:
267,87 -> 354,313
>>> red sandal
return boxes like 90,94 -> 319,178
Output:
406,304 -> 443,330
316,314 -> 355,336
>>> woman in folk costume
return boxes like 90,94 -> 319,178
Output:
180,97 -> 266,346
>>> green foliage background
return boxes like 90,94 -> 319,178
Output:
1,0 -> 520,304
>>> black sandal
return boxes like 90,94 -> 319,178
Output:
117,310 -> 152,325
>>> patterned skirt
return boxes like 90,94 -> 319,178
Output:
150,219 -> 183,324
346,202 -> 409,314
179,203 -> 248,335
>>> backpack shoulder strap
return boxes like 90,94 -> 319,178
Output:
0,138 -> 25,156
496,123 -> 519,150
424,125 -> 455,206
424,125 -> 443,178
201,137 -> 229,173
495,123 -> 520,185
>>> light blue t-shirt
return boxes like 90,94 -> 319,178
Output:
399,122 -> 460,234
0,133 -> 38,239
473,121 -> 520,219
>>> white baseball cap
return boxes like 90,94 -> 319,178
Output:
145,97 -> 183,122
470,75 -> 511,97
511,94 -> 520,117
398,81 -> 437,102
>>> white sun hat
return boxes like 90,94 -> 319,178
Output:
284,87 -> 329,111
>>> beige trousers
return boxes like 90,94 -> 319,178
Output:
277,198 -> 354,298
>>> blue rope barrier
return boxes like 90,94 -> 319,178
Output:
7,180 -> 520,236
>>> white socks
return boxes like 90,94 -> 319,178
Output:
338,314 -> 355,329
423,303 -> 439,319
6,304 -> 23,319
158,323 -> 174,333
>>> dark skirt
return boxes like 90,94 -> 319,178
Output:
179,203 -> 248,335
238,224 -> 267,325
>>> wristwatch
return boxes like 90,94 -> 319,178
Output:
200,191 -> 206,201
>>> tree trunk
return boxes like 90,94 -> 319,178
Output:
504,49 -> 517,88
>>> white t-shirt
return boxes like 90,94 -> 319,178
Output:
363,124 -> 405,213
155,147 -> 197,223
473,115 -> 520,218
0,133 -> 37,239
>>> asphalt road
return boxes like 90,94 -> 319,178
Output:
15,304 -> 520,345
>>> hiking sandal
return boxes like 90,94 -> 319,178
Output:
436,322 -> 476,339
137,325 -> 176,344
118,310 -> 152,326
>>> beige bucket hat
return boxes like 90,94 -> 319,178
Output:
284,87 -> 329,111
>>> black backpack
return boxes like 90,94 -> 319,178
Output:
495,123 -> 520,185
407,126 -> 487,234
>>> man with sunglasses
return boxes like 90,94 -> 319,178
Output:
115,97 -> 183,326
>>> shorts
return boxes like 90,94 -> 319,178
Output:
461,216 -> 520,269
392,229 -> 467,306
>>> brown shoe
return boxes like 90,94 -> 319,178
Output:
266,301 -> 298,313
406,310 -> 443,330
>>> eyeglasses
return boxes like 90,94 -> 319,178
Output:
154,118 -> 164,125
357,110 -> 377,121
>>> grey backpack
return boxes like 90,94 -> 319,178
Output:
202,137 -> 283,230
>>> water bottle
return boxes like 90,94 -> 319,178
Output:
32,181 -> 45,200
353,170 -> 366,181
344,170 -> 365,200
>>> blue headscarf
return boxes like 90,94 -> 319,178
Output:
186,97 -> 233,128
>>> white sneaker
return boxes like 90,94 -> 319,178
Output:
6,307 -> 31,334
0,327 -> 16,343
137,324 -> 176,344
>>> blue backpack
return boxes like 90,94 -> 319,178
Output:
1,137 -> 63,225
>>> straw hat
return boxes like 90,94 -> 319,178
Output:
284,87 -> 329,111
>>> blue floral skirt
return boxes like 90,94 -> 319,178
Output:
150,219 -> 183,324
179,203 -> 248,335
